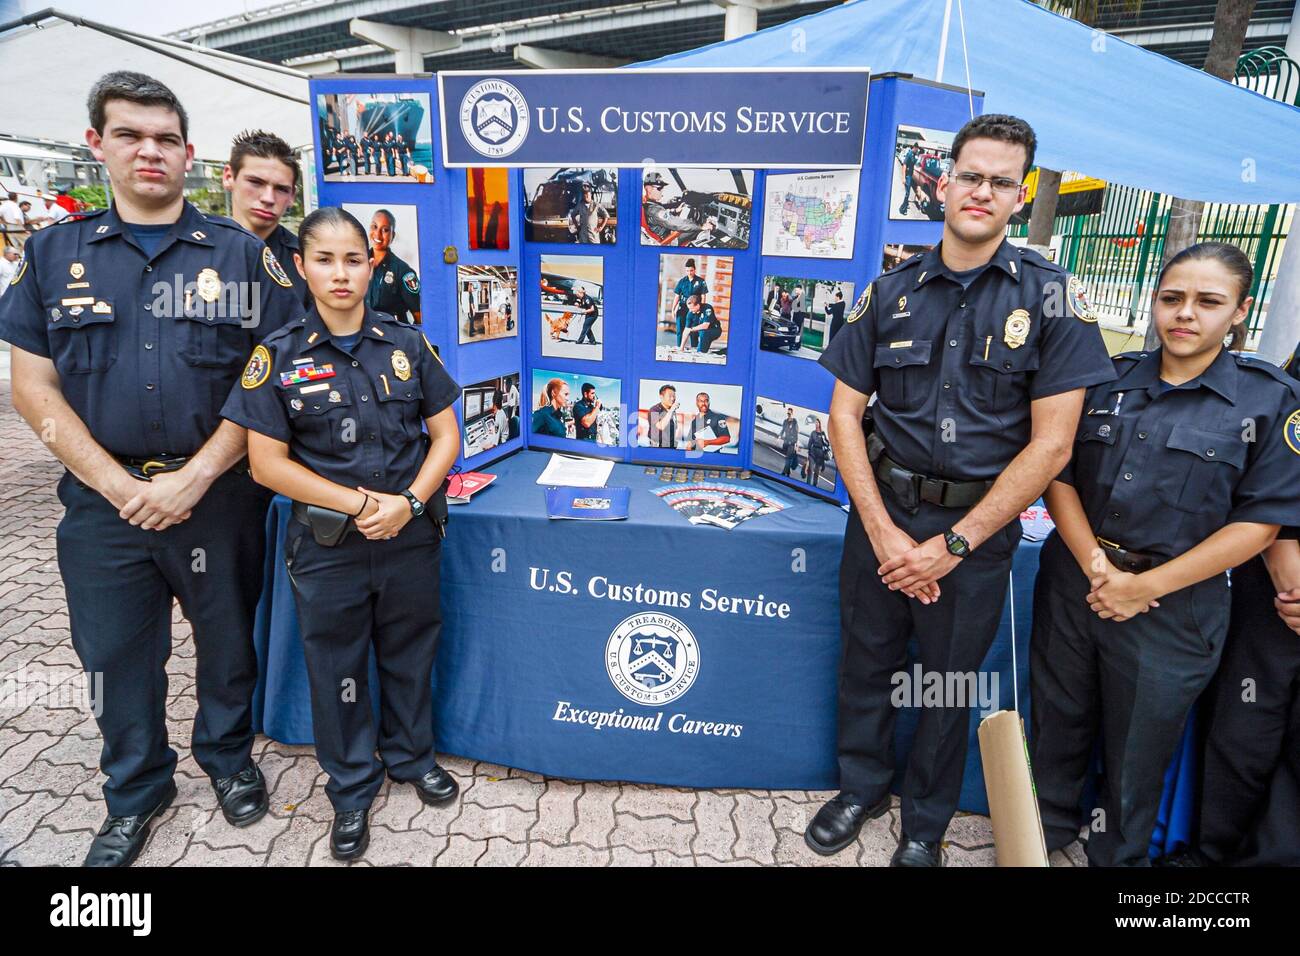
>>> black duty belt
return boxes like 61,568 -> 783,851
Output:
114,454 -> 189,480
1097,537 -> 1167,574
867,433 -> 992,510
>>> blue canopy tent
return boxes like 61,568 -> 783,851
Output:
641,0 -> 1300,204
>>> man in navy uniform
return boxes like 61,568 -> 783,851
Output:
808,114 -> 1115,865
571,383 -> 600,442
671,258 -> 708,350
684,392 -> 731,452
366,208 -> 421,325
0,72 -> 301,866
222,129 -> 310,308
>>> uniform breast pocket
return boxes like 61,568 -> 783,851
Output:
968,338 -> 1040,414
285,383 -> 355,456
377,375 -> 425,442
872,341 -> 932,410
174,312 -> 251,369
45,299 -> 117,374
1154,423 -> 1247,514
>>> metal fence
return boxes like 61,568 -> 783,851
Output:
1008,46 -> 1298,350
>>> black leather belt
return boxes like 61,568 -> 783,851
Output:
114,454 -> 189,480
1097,537 -> 1167,574
867,433 -> 992,510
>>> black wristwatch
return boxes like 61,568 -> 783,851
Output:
944,530 -> 971,558
401,489 -> 426,518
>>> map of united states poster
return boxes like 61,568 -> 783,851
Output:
761,170 -> 858,260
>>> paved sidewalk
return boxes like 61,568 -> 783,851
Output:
0,382 -> 1087,867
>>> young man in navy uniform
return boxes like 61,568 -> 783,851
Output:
809,114 -> 1115,865
365,208 -> 421,325
0,72 -> 301,866
223,128 -> 310,308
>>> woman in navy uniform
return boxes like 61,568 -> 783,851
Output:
1030,243 -> 1300,867
222,207 -> 462,861
1191,340 -> 1300,866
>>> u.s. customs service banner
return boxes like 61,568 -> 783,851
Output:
437,68 -> 870,169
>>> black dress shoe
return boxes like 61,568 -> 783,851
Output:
330,809 -> 369,861
890,835 -> 943,867
804,792 -> 891,856
83,779 -> 178,867
403,765 -> 460,806
212,763 -> 269,827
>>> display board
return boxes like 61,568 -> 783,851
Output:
308,72 -> 984,504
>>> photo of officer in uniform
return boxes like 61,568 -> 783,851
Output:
456,265 -> 518,344
462,372 -> 520,457
640,167 -> 753,249
522,168 -> 617,243
759,275 -> 854,360
882,241 -> 934,273
890,124 -> 955,222
530,370 -> 621,446
752,397 -> 838,494
636,379 -> 742,454
341,203 -> 421,325
318,92 -> 433,183
655,254 -> 732,365
540,254 -> 604,361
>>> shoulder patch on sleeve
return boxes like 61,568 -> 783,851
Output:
262,247 -> 293,289
241,344 -> 272,389
846,283 -> 872,324
403,271 -> 419,294
1285,409 -> 1300,456
1066,275 -> 1098,322
9,255 -> 26,286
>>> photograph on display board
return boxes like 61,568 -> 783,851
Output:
640,167 -> 754,249
654,254 -> 733,365
467,168 -> 510,251
531,370 -> 622,446
636,379 -> 742,455
457,265 -> 518,344
760,169 -> 858,260
318,92 -> 434,183
341,203 -> 421,326
883,241 -> 934,272
522,168 -> 618,244
462,372 -> 521,458
752,396 -> 837,495
890,125 -> 956,221
540,255 -> 604,361
759,275 -> 854,360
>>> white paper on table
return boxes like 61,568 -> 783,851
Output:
536,453 -> 616,488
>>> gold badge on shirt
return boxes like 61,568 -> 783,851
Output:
1004,309 -> 1030,349
391,348 -> 412,381
196,267 -> 221,303
69,262 -> 85,280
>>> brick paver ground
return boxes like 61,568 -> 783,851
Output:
0,376 -> 1088,867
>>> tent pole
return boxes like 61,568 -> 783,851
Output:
936,0 -> 953,83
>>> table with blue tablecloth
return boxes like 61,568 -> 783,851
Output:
252,449 -> 1193,845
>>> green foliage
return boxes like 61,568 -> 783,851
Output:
185,186 -> 228,216
67,185 -> 106,209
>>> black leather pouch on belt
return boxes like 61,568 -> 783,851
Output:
292,501 -> 352,547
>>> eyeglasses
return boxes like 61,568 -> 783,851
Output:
950,171 -> 1024,194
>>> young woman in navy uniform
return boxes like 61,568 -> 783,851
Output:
1192,340 -> 1300,866
222,207 -> 462,861
1030,243 -> 1300,867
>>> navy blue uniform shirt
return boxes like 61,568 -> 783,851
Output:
367,251 -> 421,325
572,398 -> 598,441
0,201 -> 301,458
264,223 -> 311,309
221,305 -> 458,493
1058,347 -> 1300,558
819,239 -> 1116,481
532,404 -> 567,437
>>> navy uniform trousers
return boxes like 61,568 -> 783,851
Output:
56,469 -> 270,817
1197,556 -> 1300,866
284,512 -> 443,811
837,489 -> 1022,843
1029,532 -> 1228,866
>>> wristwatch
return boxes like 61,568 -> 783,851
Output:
401,489 -> 426,518
944,530 -> 971,558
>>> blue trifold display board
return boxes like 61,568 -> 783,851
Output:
308,73 -> 985,505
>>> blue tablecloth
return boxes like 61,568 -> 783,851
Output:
251,449 -> 1190,835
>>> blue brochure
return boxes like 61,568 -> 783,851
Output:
545,485 -> 630,520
